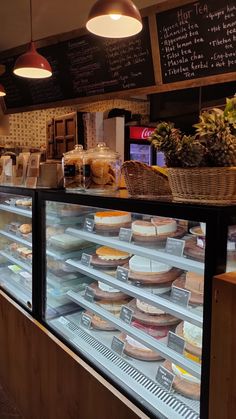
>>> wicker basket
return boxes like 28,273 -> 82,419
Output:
122,161 -> 171,197
168,167 -> 236,204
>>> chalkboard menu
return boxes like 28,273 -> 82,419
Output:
0,17 -> 155,111
156,0 -> 236,83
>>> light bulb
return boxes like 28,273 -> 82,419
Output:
110,14 -> 121,21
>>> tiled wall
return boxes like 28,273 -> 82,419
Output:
0,99 -> 149,149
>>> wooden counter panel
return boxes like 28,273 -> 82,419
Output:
209,273 -> 236,419
0,291 -> 148,419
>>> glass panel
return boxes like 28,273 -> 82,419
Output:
226,224 -> 236,273
130,144 -> 151,165
0,192 -> 32,309
45,202 -> 205,418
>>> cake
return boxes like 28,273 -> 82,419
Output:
96,298 -> 128,316
136,299 -> 165,315
96,246 -> 130,261
91,246 -> 130,268
94,211 -> 131,227
131,217 -> 177,239
129,255 -> 171,275
172,353 -> 201,385
98,282 -> 120,293
185,272 -> 204,295
151,217 -> 177,235
183,321 -> 202,348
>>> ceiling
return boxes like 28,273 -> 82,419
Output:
0,0 -> 166,53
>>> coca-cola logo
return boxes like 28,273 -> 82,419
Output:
141,128 -> 155,139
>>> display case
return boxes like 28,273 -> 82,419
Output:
0,187 -> 35,310
39,191 -> 236,419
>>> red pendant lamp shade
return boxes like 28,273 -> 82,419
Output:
0,84 -> 6,97
13,42 -> 52,79
86,0 -> 142,38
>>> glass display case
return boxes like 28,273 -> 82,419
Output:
0,189 -> 34,309
40,192 -> 236,419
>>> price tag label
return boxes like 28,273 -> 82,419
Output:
84,286 -> 95,302
165,238 -> 185,257
167,331 -> 185,354
83,218 -> 95,233
170,286 -> 190,307
116,266 -> 129,282
119,228 -> 132,242
111,336 -> 125,356
156,365 -> 175,391
120,306 -> 133,324
8,264 -> 22,273
81,253 -> 92,267
80,313 -> 92,329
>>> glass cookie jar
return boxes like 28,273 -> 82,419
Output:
63,145 -> 90,191
86,142 -> 121,193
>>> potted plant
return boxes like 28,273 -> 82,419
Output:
148,97 -> 236,203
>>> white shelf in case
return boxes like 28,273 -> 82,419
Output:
0,250 -> 32,273
66,227 -> 204,274
0,204 -> 32,218
66,259 -> 202,328
0,230 -> 32,248
67,289 -> 201,380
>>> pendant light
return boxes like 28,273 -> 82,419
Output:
86,0 -> 143,38
13,0 -> 52,79
0,84 -> 6,97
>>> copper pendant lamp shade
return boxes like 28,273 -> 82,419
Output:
86,0 -> 143,38
13,42 -> 52,79
0,84 -> 6,97
13,0 -> 52,79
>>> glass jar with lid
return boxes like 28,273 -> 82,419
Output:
86,142 -> 121,193
62,144 -> 90,191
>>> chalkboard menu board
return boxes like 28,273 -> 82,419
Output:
0,17 -> 155,111
156,0 -> 236,83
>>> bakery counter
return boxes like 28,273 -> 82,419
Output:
0,186 -> 236,419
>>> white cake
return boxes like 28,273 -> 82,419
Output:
132,220 -> 156,236
98,281 -> 120,293
126,336 -> 151,351
136,299 -> 165,315
129,255 -> 171,274
94,211 -> 131,225
172,363 -> 200,384
131,217 -> 177,237
183,321 -> 202,348
151,217 -> 177,235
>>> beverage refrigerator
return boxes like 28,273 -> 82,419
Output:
124,126 -> 165,166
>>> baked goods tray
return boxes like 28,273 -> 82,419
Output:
0,250 -> 32,273
0,203 -> 31,218
66,228 -> 204,275
50,312 -> 200,418
66,259 -> 202,328
67,289 -> 201,379
0,229 -> 32,248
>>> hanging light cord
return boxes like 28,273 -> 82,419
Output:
30,0 -> 33,42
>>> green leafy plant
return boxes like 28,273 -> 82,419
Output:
148,97 -> 236,167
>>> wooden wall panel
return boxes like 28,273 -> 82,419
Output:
209,272 -> 236,419
0,291 -> 148,419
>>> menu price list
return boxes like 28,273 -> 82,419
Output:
156,0 -> 236,83
66,16 -> 155,97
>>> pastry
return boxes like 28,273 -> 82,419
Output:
19,224 -> 32,234
15,199 -> 32,207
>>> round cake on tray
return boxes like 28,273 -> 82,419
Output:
164,315 -> 202,400
94,211 -> 131,234
120,298 -> 180,361
128,255 -> 182,289
172,271 -> 204,305
91,246 -> 131,268
131,217 -> 185,243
